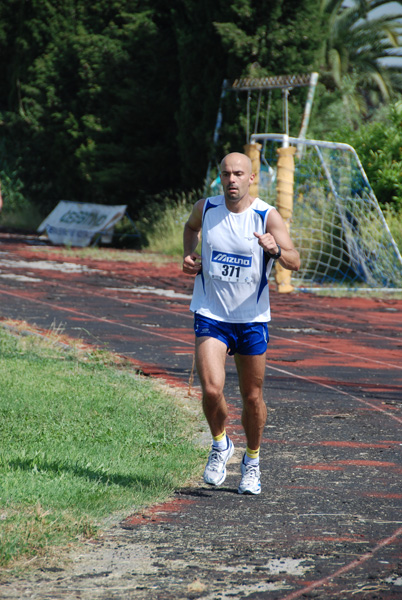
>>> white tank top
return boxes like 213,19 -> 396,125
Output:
190,195 -> 275,323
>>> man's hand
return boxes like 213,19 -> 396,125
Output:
183,252 -> 202,275
254,231 -> 279,255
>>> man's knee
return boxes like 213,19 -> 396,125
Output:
202,382 -> 224,403
243,392 -> 265,412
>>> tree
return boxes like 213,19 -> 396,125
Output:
333,99 -> 402,211
0,1 -> 182,213
318,0 -> 402,123
0,0 -> 327,216
206,0 -> 324,165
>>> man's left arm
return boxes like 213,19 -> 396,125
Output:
254,208 -> 300,272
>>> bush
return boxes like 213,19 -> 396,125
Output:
0,169 -> 43,230
134,190 -> 201,257
332,100 -> 402,212
384,205 -> 402,254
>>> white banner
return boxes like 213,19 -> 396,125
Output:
37,201 -> 127,247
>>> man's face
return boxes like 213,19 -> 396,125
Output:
220,154 -> 253,205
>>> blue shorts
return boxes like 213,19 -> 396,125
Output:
194,313 -> 269,356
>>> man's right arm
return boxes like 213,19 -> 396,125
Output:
182,198 -> 205,275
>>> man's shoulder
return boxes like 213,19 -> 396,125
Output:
205,194 -> 225,205
202,195 -> 225,215
254,197 -> 274,211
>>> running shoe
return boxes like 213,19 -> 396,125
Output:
238,455 -> 261,495
203,437 -> 234,486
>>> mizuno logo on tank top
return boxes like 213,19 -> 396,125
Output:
212,251 -> 252,267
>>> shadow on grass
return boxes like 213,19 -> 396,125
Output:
6,457 -> 169,489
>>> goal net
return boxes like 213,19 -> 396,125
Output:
251,134 -> 402,290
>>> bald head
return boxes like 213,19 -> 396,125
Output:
219,152 -> 255,210
220,152 -> 252,175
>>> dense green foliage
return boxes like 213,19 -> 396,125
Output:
0,1 -> 184,214
0,0 -> 324,218
0,0 -> 401,226
209,0 -> 325,164
331,100 -> 402,211
317,0 -> 402,120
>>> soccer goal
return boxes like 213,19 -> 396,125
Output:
206,72 -> 402,291
251,133 -> 402,291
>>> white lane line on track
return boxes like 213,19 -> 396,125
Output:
280,525 -> 402,600
278,312 -> 399,342
95,291 -> 402,371
269,334 -> 402,371
107,286 -> 193,299
0,258 -> 102,273
1,284 -> 401,372
267,364 -> 402,425
0,287 -> 401,425
0,273 -> 42,283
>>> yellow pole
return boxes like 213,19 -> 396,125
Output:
275,145 -> 296,293
244,142 -> 262,197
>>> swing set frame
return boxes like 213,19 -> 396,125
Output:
205,72 -> 319,187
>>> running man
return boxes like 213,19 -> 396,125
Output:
183,151 -> 300,494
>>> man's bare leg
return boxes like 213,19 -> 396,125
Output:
235,352 -> 267,450
195,336 -> 229,436
195,336 -> 234,486
234,352 -> 267,494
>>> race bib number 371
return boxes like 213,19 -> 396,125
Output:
210,250 -> 253,283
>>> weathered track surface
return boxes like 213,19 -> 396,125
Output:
1,233 -> 401,599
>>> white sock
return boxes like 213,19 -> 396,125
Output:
244,446 -> 260,466
212,431 -> 228,451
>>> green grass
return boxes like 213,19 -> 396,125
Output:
0,326 -> 205,572
29,244 -> 181,265
384,205 -> 402,254
144,197 -> 193,257
294,283 -> 402,299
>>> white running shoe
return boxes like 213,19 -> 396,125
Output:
238,455 -> 261,495
203,437 -> 234,486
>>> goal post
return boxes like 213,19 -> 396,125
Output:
249,133 -> 402,290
